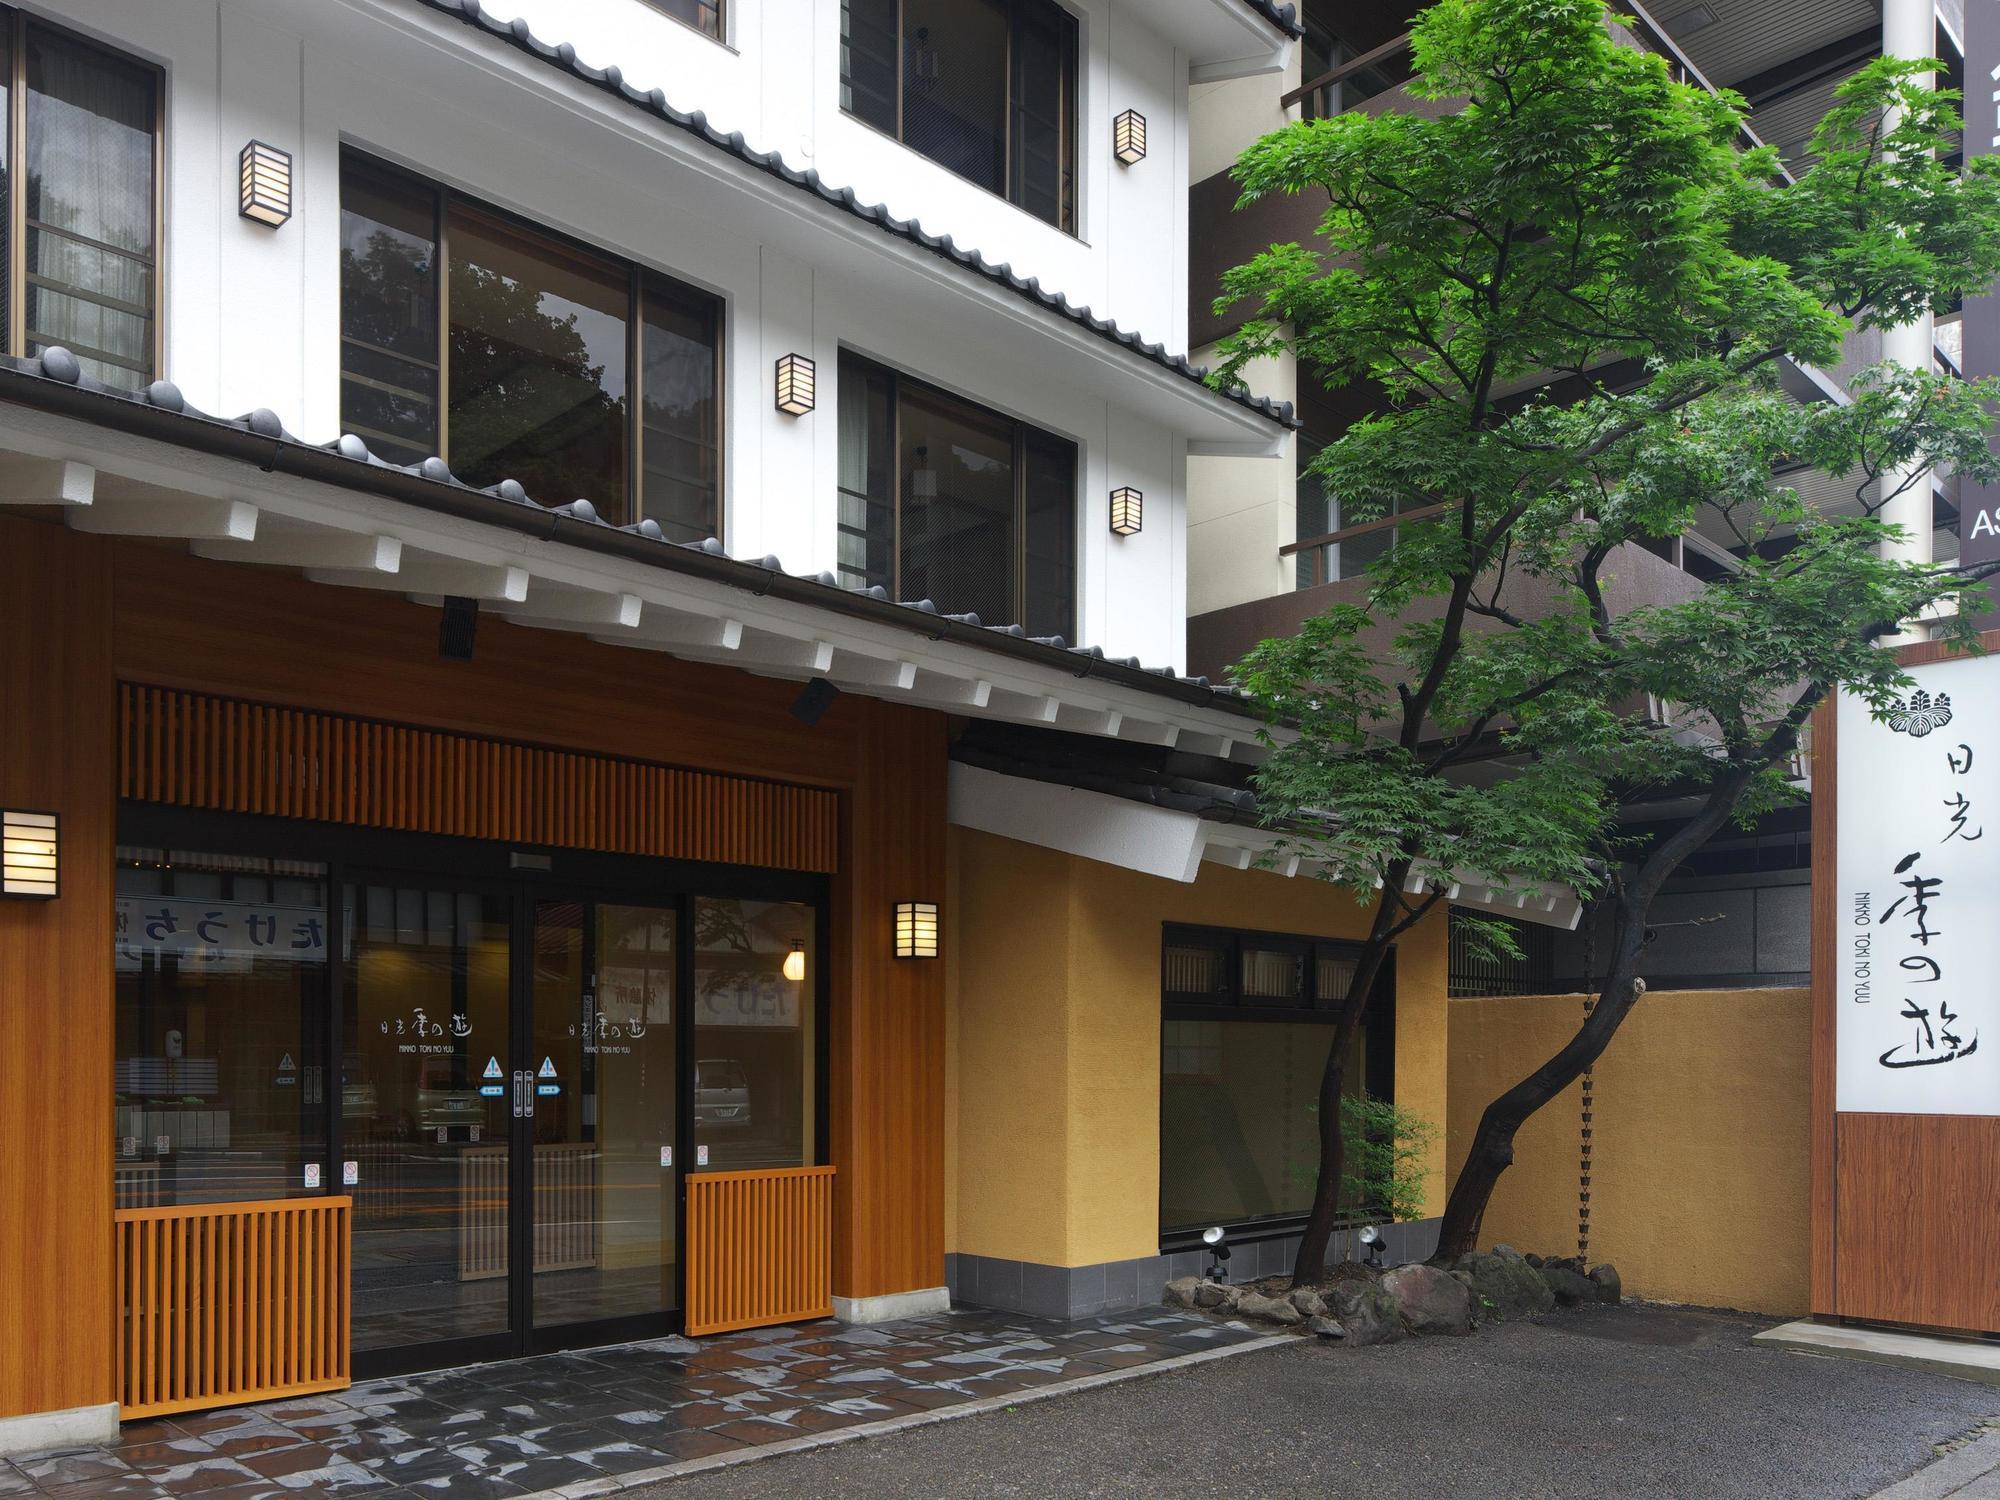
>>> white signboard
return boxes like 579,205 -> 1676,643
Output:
1837,657 -> 2000,1114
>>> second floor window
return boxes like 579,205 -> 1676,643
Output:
0,11 -> 160,390
840,0 -> 1077,233
646,0 -> 723,42
338,150 -> 723,542
837,350 -> 1075,640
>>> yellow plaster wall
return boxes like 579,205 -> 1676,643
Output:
1447,988 -> 1810,1314
949,827 -> 1451,1269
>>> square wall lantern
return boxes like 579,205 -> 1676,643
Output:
238,140 -> 293,227
775,353 -> 817,415
894,901 -> 939,960
1,809 -> 57,899
1110,486 -> 1143,536
1113,109 -> 1148,166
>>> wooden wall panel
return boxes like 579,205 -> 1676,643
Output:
832,704 -> 949,1301
0,516 -> 116,1422
120,685 -> 839,873
110,543 -> 861,791
1835,1115 -> 2000,1333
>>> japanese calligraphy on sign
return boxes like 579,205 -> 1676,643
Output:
1837,660 -> 1998,1113
114,895 -> 327,973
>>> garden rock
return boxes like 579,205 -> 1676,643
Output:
1237,1291 -> 1303,1326
1290,1287 -> 1328,1319
1541,1266 -> 1594,1307
1454,1249 -> 1555,1321
1163,1276 -> 1202,1309
1308,1315 -> 1346,1340
1589,1264 -> 1623,1305
1193,1280 -> 1236,1310
1381,1263 -> 1473,1335
1331,1280 -> 1409,1346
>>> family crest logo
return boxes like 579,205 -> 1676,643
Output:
1888,690 -> 1954,738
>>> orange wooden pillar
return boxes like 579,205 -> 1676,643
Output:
829,701 -> 948,1316
0,516 -> 118,1444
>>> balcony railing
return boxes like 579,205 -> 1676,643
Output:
1279,2 -> 1785,165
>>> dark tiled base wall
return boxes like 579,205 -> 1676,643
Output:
947,1218 -> 1443,1320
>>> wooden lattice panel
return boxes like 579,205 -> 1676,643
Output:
118,684 -> 838,873
115,1197 -> 351,1419
685,1167 -> 837,1336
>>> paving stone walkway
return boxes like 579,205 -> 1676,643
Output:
0,1307 -> 1266,1498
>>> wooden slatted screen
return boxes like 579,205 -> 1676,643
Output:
114,1197 -> 352,1419
685,1167 -> 837,1336
118,684 -> 839,873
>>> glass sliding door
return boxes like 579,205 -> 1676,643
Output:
528,899 -> 680,1337
344,879 -> 514,1357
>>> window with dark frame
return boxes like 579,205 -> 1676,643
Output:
0,10 -> 162,391
840,0 -> 1078,234
338,149 -> 724,543
836,349 -> 1076,639
645,0 -> 724,42
1159,922 -> 1394,1241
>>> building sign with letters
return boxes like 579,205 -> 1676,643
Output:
1836,655 -> 2000,1114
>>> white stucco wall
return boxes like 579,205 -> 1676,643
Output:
40,0 -> 1282,673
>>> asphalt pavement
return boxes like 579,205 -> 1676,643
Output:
624,1305 -> 2000,1500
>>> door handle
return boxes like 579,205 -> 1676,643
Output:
513,1070 -> 533,1119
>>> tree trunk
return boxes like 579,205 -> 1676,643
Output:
1289,935 -> 1393,1284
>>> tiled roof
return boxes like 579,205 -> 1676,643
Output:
408,0 -> 1298,432
1240,1 -> 1305,40
3,347 -> 1260,718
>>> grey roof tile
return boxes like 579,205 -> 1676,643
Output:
408,0 -> 1297,431
5,348 -> 1254,713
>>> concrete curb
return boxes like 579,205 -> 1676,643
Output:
1755,1320 -> 2000,1387
1864,1428 -> 2000,1500
513,1331 -> 1296,1499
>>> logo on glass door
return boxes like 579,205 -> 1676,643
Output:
379,1005 -> 474,1053
569,1001 -> 644,1056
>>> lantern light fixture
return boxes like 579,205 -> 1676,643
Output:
1,809 -> 58,899
775,353 -> 817,415
783,942 -> 807,983
238,140 -> 293,228
1110,486 -> 1143,537
1113,108 -> 1148,166
894,901 -> 939,960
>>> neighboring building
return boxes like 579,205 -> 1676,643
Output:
1181,0 -> 1977,1324
0,0 -> 1496,1451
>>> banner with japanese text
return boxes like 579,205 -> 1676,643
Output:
1836,656 -> 2000,1114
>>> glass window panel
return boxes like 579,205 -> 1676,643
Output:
899,384 -> 1016,624
346,880 -> 514,1353
1240,945 -> 1302,1002
901,0 -> 1010,197
1163,939 -> 1229,1001
693,898 -> 816,1172
1316,951 -> 1360,1007
1296,442 -> 1333,589
1158,1020 -> 1369,1234
448,204 -> 630,520
640,277 -> 721,545
1022,428 -> 1076,640
1011,0 -> 1075,231
341,156 -> 440,464
113,848 -> 328,1208
648,0 -> 722,40
836,353 -> 896,592
24,24 -> 155,388
841,0 -> 899,131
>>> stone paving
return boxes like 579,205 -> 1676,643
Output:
0,1307 -> 1267,1498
